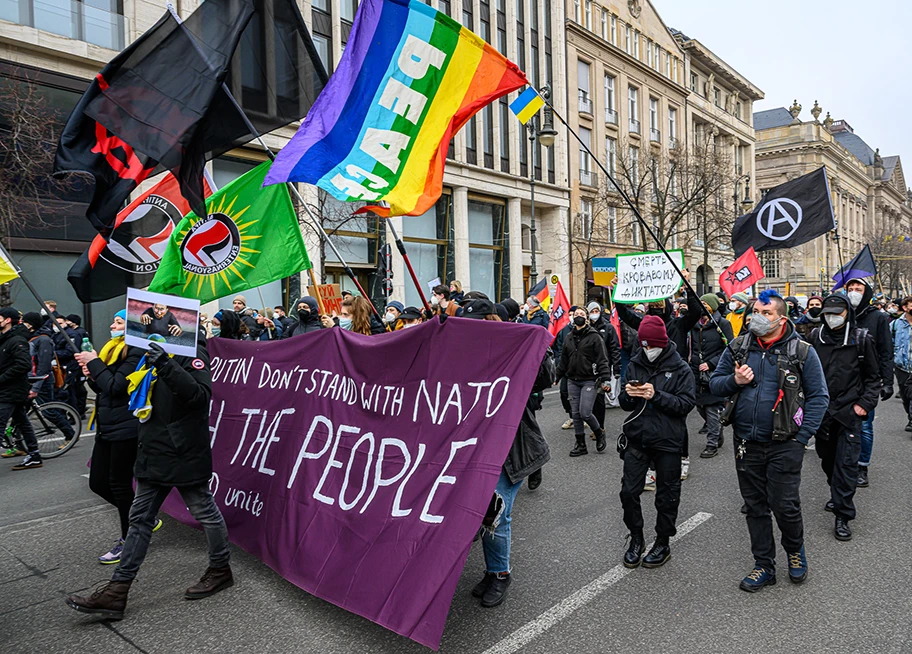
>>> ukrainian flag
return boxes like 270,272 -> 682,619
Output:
510,87 -> 545,125
0,247 -> 19,286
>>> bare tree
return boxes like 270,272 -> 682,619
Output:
867,225 -> 912,298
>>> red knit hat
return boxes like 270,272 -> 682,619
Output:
638,315 -> 668,348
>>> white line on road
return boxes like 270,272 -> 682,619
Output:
81,473 -> 90,478
482,511 -> 713,654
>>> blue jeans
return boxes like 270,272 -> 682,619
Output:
481,471 -> 523,574
620,350 -> 631,382
859,409 -> 874,467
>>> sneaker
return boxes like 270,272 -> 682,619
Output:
57,439 -> 72,451
11,453 -> 42,470
1,447 -> 26,458
856,466 -> 869,488
739,567 -> 776,593
99,538 -> 125,565
643,470 -> 656,491
700,446 -> 719,459
153,518 -> 164,533
824,500 -> 834,513
561,418 -> 574,430
787,547 -> 808,584
680,457 -> 690,481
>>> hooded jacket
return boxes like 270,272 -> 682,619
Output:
0,324 -> 31,404
618,342 -> 696,453
616,291 -> 702,357
590,315 -> 622,376
285,297 -> 325,338
27,321 -> 57,394
86,346 -> 144,441
846,278 -> 893,391
688,311 -> 734,405
809,297 -> 881,435
709,321 -> 829,445
556,323 -> 613,382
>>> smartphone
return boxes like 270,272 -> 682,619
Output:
628,380 -> 643,387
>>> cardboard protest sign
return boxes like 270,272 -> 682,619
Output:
125,287 -> 200,357
611,249 -> 685,304
592,257 -> 617,286
307,283 -> 343,315
162,319 -> 553,649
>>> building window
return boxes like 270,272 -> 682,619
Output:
577,59 -> 591,113
646,38 -> 654,67
340,0 -> 357,23
653,44 -> 660,71
468,199 -> 508,300
4,0 -> 127,50
479,0 -> 490,42
402,193 -> 453,307
604,73 -> 616,123
584,0 -> 591,30
606,136 -> 617,176
633,31 -> 639,59
323,194 -> 378,267
312,33 -> 331,73
483,104 -> 494,168
629,145 -> 639,185
628,85 -> 639,133
672,57 -> 678,83
630,212 -> 640,245
579,126 -> 592,185
466,116 -> 477,164
579,199 -> 592,238
499,98 -> 510,172
713,87 -> 721,107
574,0 -> 580,23
610,14 -> 617,44
649,97 -> 658,130
625,24 -> 631,54
690,72 -> 698,94
439,0 -> 451,15
668,106 -> 677,144
735,101 -> 743,120
607,206 -> 617,242
761,250 -> 780,277
601,9 -> 607,39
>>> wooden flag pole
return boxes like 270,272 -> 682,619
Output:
307,268 -> 328,315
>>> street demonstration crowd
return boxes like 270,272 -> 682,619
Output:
0,274 -> 905,617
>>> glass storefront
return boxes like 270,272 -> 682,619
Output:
468,197 -> 509,301
401,192 -> 453,308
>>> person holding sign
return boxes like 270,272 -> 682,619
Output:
689,294 -> 734,459
556,307 -> 613,457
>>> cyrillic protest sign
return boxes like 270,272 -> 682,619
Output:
307,283 -> 343,315
592,257 -> 617,287
162,319 -> 552,649
611,249 -> 685,304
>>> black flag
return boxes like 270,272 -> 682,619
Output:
731,167 -> 835,256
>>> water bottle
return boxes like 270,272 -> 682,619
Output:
81,337 -> 93,352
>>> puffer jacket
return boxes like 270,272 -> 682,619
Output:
85,345 -> 144,441
556,323 -> 612,382
0,324 -> 31,404
618,342 -> 696,453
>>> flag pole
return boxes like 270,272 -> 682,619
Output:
540,96 -> 731,346
0,242 -> 78,352
382,217 -> 432,314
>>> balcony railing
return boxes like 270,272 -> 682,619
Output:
669,137 -> 679,150
605,108 -> 618,125
578,94 -> 593,115
650,128 -> 661,143
1,0 -> 127,50
580,170 -> 598,187
629,118 -> 641,134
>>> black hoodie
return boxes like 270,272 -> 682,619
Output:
285,297 -> 325,338
556,323 -> 613,382
616,292 -> 702,356
846,278 -> 893,392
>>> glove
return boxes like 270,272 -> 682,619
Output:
881,386 -> 894,401
145,342 -> 169,368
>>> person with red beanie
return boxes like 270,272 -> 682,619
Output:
618,315 -> 696,569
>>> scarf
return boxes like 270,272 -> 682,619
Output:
88,337 -> 126,431
126,352 -> 172,423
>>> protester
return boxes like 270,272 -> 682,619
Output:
554,306 -> 578,431
448,280 -> 465,305
690,293 -> 734,459
618,316 -> 696,569
21,312 -> 76,447
716,291 -> 729,318
337,296 -> 375,335
891,295 -> 912,433
398,306 -> 423,327
273,306 -> 296,332
586,301 -> 622,439
520,296 -> 549,329
843,278 -> 893,489
809,295 -> 880,541
501,298 -> 521,322
66,339 -> 232,618
556,307 -> 612,457
727,293 -> 750,337
284,297 -> 330,338
253,308 -> 283,341
710,290 -> 828,592
0,308 -> 42,469
76,310 -> 158,564
784,296 -> 802,322
795,295 -> 823,338
213,310 -> 249,340
431,285 -> 461,317
384,300 -> 405,330
59,313 -> 89,419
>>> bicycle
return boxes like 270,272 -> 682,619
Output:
1,375 -> 83,459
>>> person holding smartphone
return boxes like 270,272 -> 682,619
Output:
618,316 -> 696,569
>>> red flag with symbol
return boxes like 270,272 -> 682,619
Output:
719,247 -> 764,297
548,281 -> 570,338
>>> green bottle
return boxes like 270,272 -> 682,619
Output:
81,337 -> 93,352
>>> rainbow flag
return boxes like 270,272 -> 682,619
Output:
264,0 -> 527,217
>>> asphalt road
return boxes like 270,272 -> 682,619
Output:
3,391 -> 911,654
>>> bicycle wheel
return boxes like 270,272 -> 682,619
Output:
26,401 -> 82,459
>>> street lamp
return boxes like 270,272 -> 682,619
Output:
526,84 -> 556,286
734,173 -> 753,217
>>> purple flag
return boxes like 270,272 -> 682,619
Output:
162,318 -> 552,649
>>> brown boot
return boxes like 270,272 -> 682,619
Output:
184,566 -> 233,600
65,580 -> 132,619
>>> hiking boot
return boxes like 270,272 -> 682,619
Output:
561,418 -> 574,430
185,566 -> 234,599
569,434 -> 588,457
834,517 -> 852,541
680,457 -> 690,480
1,447 -> 25,458
472,572 -> 496,598
66,580 -> 132,619
11,453 -> 42,470
739,567 -> 776,593
643,539 -> 671,568
700,446 -> 718,459
595,428 -> 607,453
787,547 -> 808,584
98,539 -> 125,565
856,466 -> 869,488
623,531 -> 645,569
643,470 -> 656,491
527,469 -> 542,491
480,573 -> 511,608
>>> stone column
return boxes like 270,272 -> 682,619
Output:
453,186 -> 470,287
508,197 -> 523,298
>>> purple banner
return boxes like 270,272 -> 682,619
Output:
162,318 -> 552,649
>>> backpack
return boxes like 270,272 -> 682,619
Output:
30,334 -> 66,389
533,348 -> 557,394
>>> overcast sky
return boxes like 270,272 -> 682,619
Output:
658,0 -> 911,181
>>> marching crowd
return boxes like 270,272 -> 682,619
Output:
0,273 -> 904,616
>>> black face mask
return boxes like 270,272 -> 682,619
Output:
808,306 -> 823,318
573,316 -> 587,327
298,307 -> 310,320
678,307 -> 688,315
647,307 -> 665,316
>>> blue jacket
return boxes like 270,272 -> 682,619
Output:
892,316 -> 912,373
522,306 -> 550,329
709,323 -> 829,445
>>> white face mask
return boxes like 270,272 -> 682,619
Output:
430,295 -> 440,307
824,314 -> 846,329
110,330 -> 124,339
847,291 -> 863,307
589,312 -> 600,322
384,311 -> 396,323
644,347 -> 663,362
403,321 -> 419,329
728,301 -> 739,312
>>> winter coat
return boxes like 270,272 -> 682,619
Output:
276,315 -> 297,332
556,324 -> 612,382
709,323 -> 829,445
86,346 -> 144,441
503,355 -> 552,483
27,324 -> 57,394
853,281 -> 894,389
522,306 -> 550,329
688,312 -> 734,405
619,342 -> 696,453
616,292 -> 702,356
285,297 -> 325,338
0,325 -> 31,404
590,316 -> 622,376
133,344 -> 213,486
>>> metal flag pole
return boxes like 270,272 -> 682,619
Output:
378,214 -> 432,314
540,96 -> 732,346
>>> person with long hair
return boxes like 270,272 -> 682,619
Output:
75,310 -> 161,564
339,296 -> 374,335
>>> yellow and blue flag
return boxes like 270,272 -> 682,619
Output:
510,87 -> 544,124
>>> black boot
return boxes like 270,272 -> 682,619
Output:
856,466 -> 869,488
834,517 -> 852,541
527,468 -> 542,491
569,434 -> 588,457
480,573 -> 511,608
471,572 -> 496,598
623,531 -> 645,568
905,420 -> 912,433
643,538 -> 671,568
595,428 -> 607,453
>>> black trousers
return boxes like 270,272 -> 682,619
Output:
593,390 -> 606,430
735,436 -> 805,570
895,369 -> 912,420
560,376 -> 571,416
816,424 -> 860,521
620,446 -> 682,539
0,401 -> 38,453
89,438 -> 138,538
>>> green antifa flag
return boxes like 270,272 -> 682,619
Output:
150,161 -> 310,304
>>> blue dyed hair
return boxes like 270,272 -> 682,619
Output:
757,289 -> 781,305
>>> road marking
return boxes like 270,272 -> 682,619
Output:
81,473 -> 90,478
482,511 -> 713,654
0,504 -> 109,535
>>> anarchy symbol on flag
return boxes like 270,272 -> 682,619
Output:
756,198 -> 803,241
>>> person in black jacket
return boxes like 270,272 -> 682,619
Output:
272,306 -> 296,332
554,307 -> 578,430
21,312 -> 76,445
556,307 -> 612,457
619,316 -> 696,569
690,294 -> 734,459
284,297 -> 331,338
810,294 -> 881,541
75,309 -> 150,564
67,341 -> 232,619
843,278 -> 893,488
0,308 -> 42,469
62,314 -> 90,418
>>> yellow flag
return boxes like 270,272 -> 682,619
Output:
0,248 -> 19,285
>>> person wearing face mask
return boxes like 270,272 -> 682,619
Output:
398,306 -> 423,328
284,297 -> 329,338
337,296 -> 375,335
710,290 -> 829,592
794,295 -> 824,339
585,302 -> 622,431
618,316 -> 696,569
784,296 -> 802,322
0,308 -> 42,468
272,306 -> 296,332
689,294 -> 734,459
75,310 -> 152,563
809,295 -> 880,542
842,278 -> 893,489
431,285 -> 462,317
554,306 -> 580,430
556,307 -> 613,457
384,301 -> 405,330
726,293 -> 750,337
891,296 -> 912,434
212,311 -> 249,340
